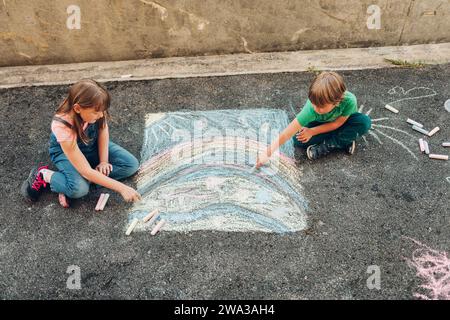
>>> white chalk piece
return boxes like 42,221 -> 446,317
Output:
143,209 -> 159,223
126,219 -> 139,236
429,154 -> 449,161
442,142 -> 450,147
418,139 -> 425,153
95,193 -> 105,211
384,104 -> 399,114
445,99 -> 450,113
98,193 -> 110,211
121,74 -> 133,78
146,211 -> 161,226
427,127 -> 440,137
412,125 -> 429,135
407,119 -> 423,128
151,219 -> 166,236
423,140 -> 430,155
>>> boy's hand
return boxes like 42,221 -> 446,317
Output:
119,185 -> 142,203
96,162 -> 113,176
255,152 -> 270,169
296,127 -> 314,143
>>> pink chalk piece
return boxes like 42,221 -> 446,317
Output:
98,193 -> 110,210
143,209 -> 159,223
418,139 -> 425,153
428,127 -> 440,137
95,193 -> 105,211
429,154 -> 448,161
151,219 -> 166,236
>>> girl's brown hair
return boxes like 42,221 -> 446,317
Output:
308,71 -> 346,108
56,79 -> 111,144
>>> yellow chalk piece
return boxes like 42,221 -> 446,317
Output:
126,219 -> 139,236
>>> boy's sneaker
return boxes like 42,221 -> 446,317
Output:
21,165 -> 49,202
307,143 -> 334,160
346,141 -> 356,155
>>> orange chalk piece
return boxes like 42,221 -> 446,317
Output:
428,127 -> 440,137
95,193 -> 105,211
429,154 -> 448,161
146,211 -> 161,226
98,193 -> 110,211
143,209 -> 159,223
151,219 -> 166,236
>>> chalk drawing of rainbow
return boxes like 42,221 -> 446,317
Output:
127,109 -> 308,233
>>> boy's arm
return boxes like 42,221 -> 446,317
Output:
256,118 -> 301,167
309,116 -> 348,136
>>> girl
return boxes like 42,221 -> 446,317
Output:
256,71 -> 371,167
21,79 -> 141,207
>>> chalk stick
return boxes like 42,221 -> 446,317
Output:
151,219 -> 166,236
126,218 -> 139,235
423,140 -> 430,155
146,210 -> 161,226
143,209 -> 159,223
407,119 -> 423,128
418,139 -> 425,153
98,193 -> 110,211
442,142 -> 450,147
121,74 -> 133,78
429,154 -> 448,160
95,193 -> 105,211
427,127 -> 440,137
384,104 -> 399,114
412,125 -> 429,135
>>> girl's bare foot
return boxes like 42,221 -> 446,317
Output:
58,193 -> 70,208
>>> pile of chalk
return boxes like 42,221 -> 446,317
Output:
126,209 -> 166,236
384,104 -> 448,161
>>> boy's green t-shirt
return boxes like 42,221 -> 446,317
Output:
296,91 -> 357,126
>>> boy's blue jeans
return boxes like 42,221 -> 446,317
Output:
292,113 -> 372,149
48,123 -> 139,199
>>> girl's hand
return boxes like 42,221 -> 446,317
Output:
296,127 -> 314,143
96,162 -> 113,176
119,185 -> 142,203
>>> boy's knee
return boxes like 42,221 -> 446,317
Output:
66,179 -> 89,199
361,115 -> 372,133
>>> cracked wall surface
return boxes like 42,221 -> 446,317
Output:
0,0 -> 449,66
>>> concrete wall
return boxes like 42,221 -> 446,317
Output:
0,0 -> 449,67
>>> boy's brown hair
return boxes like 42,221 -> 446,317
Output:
56,79 -> 111,144
308,71 -> 346,108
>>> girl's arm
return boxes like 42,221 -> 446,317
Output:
96,121 -> 112,176
97,121 -> 109,164
256,118 -> 302,168
60,141 -> 141,202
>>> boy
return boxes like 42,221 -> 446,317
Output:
256,71 -> 371,167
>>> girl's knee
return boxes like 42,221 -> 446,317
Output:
66,179 -> 89,199
361,114 -> 372,133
